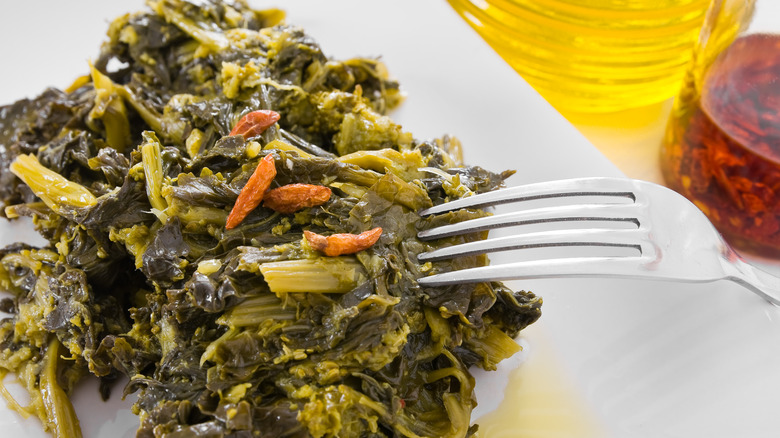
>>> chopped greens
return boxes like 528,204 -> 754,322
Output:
0,1 -> 541,437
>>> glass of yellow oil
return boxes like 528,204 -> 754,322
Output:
448,0 -> 711,114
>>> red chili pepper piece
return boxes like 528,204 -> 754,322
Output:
304,227 -> 383,257
226,154 -> 277,229
229,110 -> 280,139
263,184 -> 332,214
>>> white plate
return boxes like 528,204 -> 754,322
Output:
2,1 -> 780,437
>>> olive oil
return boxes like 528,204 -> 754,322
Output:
448,0 -> 710,114
476,329 -> 605,437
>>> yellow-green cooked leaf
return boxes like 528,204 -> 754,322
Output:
140,131 -> 168,213
9,155 -> 97,215
260,258 -> 366,293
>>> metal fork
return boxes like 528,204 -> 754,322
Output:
416,177 -> 780,305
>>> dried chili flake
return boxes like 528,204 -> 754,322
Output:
230,110 -> 280,139
304,227 -> 383,257
226,154 -> 276,229
263,184 -> 332,214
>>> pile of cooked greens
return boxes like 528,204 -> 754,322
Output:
0,1 -> 542,437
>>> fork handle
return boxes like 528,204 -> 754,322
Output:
729,259 -> 780,306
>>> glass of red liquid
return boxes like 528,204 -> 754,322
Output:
661,0 -> 780,258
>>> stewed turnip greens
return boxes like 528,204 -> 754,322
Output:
0,1 -> 541,437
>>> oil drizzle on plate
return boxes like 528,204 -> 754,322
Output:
476,326 -> 605,438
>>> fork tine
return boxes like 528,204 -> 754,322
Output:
417,228 -> 645,262
420,177 -> 637,216
418,202 -> 640,239
417,256 -> 648,286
